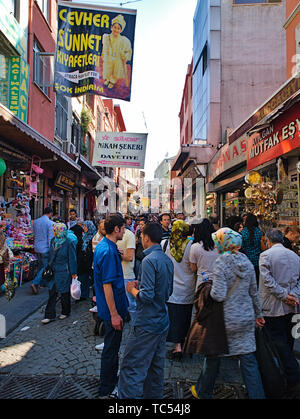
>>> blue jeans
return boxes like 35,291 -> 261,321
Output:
118,326 -> 168,399
124,279 -> 137,321
32,252 -> 49,285
195,353 -> 265,399
99,319 -> 123,397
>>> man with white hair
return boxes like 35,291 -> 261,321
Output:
259,229 -> 300,391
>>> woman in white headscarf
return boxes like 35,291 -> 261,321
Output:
102,14 -> 132,89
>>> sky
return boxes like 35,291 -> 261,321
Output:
76,0 -> 197,180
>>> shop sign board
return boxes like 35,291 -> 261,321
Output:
247,102 -> 300,171
92,132 -> 147,169
229,76 -> 300,145
54,1 -> 136,101
208,136 -> 247,183
55,172 -> 76,191
0,0 -> 27,58
8,56 -> 29,122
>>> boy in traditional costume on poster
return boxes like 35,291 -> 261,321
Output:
101,14 -> 132,89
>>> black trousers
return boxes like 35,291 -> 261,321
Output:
99,320 -> 123,396
264,313 -> 300,386
44,284 -> 71,319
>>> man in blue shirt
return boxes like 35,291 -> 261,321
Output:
31,207 -> 54,294
118,222 -> 174,399
93,215 -> 128,398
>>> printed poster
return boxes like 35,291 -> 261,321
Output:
55,1 -> 137,101
92,132 -> 148,169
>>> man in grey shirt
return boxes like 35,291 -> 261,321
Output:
259,229 -> 300,391
31,207 -> 54,294
118,222 -> 174,399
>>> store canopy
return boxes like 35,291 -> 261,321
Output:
171,144 -> 215,172
78,155 -> 100,181
0,103 -> 81,173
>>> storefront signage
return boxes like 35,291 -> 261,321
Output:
208,136 -> 247,183
92,131 -> 148,169
247,102 -> 300,171
229,76 -> 300,145
54,1 -> 136,101
8,56 -> 29,122
55,172 -> 75,191
0,0 -> 27,58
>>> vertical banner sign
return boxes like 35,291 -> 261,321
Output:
55,1 -> 137,101
92,132 -> 148,169
8,56 -> 29,122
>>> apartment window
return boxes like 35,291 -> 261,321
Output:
33,39 -> 51,96
55,93 -> 68,141
233,0 -> 281,4
36,0 -> 49,20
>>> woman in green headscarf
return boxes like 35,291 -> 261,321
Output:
162,220 -> 196,361
42,223 -> 77,324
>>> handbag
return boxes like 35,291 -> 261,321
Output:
42,246 -> 61,282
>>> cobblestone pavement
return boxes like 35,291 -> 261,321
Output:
0,298 -> 244,398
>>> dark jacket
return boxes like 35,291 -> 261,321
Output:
70,224 -> 93,276
183,280 -> 229,356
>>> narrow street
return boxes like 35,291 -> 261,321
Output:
0,283 -> 246,399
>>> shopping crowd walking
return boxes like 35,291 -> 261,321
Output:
27,208 -> 300,399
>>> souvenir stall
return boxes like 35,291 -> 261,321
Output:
0,157 -> 40,300
243,158 -> 300,229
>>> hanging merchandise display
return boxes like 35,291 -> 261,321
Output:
0,193 -> 37,300
244,170 -> 279,222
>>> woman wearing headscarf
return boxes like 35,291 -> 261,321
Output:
76,220 -> 96,300
190,228 -> 265,399
42,223 -> 77,324
161,220 -> 196,361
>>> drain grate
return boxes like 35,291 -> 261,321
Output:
0,375 -> 60,399
0,375 -> 248,399
54,376 -> 100,399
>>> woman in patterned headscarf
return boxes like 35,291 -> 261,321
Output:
190,227 -> 265,399
162,220 -> 196,361
42,223 -> 77,324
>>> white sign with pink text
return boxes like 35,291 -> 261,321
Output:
93,131 -> 148,169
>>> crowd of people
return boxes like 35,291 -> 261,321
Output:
28,206 -> 300,399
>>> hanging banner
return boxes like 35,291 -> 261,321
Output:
92,132 -> 148,169
54,1 -> 137,101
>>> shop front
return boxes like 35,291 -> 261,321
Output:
207,134 -> 247,227
243,97 -> 300,231
0,103 -> 81,299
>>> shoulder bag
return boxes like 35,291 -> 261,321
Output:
42,246 -> 61,282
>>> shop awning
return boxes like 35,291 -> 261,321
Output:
0,103 -> 81,173
171,144 -> 215,172
78,155 -> 100,181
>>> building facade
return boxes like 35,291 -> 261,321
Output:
173,0 -> 287,218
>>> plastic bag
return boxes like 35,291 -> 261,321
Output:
255,327 -> 287,399
70,276 -> 81,300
